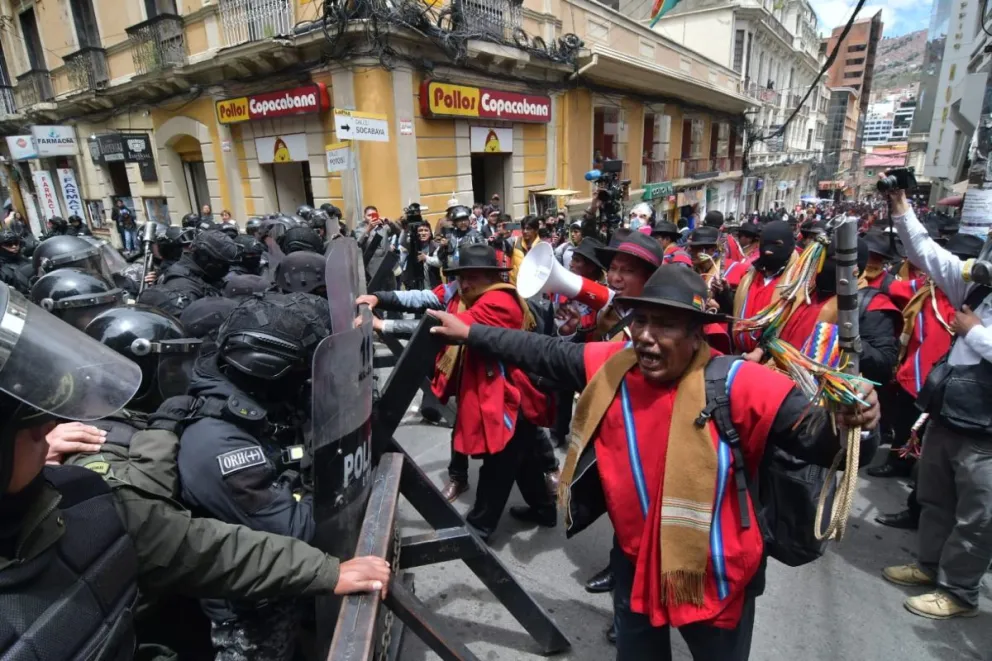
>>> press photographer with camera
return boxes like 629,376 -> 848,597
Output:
880,168 -> 992,620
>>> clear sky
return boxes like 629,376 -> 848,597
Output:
809,0 -> 934,38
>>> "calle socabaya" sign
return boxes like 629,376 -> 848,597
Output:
420,80 -> 551,123
216,83 -> 330,125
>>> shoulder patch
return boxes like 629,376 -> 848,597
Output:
80,456 -> 111,476
217,446 -> 268,477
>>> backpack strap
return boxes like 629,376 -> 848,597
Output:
698,355 -> 752,530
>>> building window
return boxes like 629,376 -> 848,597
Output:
642,112 -> 671,182
845,57 -> 865,65
847,44 -> 867,52
69,0 -> 101,48
19,8 -> 45,70
843,71 -> 861,79
733,29 -> 745,73
681,117 -> 704,159
145,0 -> 178,17
593,105 -> 626,164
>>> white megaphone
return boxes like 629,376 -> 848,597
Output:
516,242 -> 614,310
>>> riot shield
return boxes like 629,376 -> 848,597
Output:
81,236 -> 129,277
324,237 -> 365,333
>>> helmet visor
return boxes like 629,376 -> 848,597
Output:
0,287 -> 142,420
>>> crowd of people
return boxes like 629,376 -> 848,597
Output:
0,177 -> 987,661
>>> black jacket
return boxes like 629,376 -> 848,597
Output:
462,325 -> 878,469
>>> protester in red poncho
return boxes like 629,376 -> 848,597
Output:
427,264 -> 880,661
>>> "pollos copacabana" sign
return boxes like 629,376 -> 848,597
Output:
420,80 -> 551,123
216,83 -> 330,125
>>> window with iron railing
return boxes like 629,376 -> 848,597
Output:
456,0 -> 523,43
126,13 -> 186,75
594,105 -> 626,165
220,0 -> 294,46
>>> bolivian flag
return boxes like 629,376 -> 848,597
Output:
649,0 -> 683,27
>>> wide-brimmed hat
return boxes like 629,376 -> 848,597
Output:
651,221 -> 680,238
571,237 -> 605,271
945,232 -> 984,259
445,243 -> 511,274
688,226 -> 720,247
615,264 -> 727,322
594,230 -> 664,271
737,222 -> 761,238
863,230 -> 900,261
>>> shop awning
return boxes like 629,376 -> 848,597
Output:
533,188 -> 580,197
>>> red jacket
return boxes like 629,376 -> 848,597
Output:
584,342 -> 795,629
731,270 -> 786,353
779,290 -> 901,349
895,284 -> 955,398
430,285 -> 550,455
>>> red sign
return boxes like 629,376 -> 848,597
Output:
421,80 -> 551,123
216,83 -> 330,125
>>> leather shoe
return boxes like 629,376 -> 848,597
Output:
605,623 -> 616,644
875,509 -> 919,530
584,566 -> 615,593
509,506 -> 557,528
867,461 -> 913,478
441,480 -> 468,502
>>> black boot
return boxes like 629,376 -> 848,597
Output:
875,509 -> 919,530
584,565 -> 615,593
509,506 -> 557,528
605,623 -> 616,644
867,460 -> 913,478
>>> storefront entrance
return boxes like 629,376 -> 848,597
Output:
268,161 -> 314,215
471,153 -> 509,208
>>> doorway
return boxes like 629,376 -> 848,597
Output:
268,161 -> 314,215
471,154 -> 508,208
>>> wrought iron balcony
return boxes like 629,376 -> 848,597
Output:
0,86 -> 17,118
64,47 -> 109,93
220,0 -> 294,47
14,69 -> 54,108
126,13 -> 186,76
453,0 -> 522,43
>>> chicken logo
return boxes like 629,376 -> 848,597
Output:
483,129 -> 501,153
272,137 -> 291,163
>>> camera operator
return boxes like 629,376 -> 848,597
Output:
880,172 -> 992,620
480,207 -> 501,240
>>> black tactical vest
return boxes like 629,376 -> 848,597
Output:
917,285 -> 992,436
0,466 -> 139,660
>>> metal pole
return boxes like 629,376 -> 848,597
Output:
834,214 -> 860,375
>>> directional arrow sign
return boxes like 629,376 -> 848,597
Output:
334,109 -> 390,142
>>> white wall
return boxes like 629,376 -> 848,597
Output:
652,8 -> 735,69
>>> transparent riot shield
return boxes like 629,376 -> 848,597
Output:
324,237 -> 365,334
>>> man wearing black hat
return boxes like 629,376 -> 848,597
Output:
427,265 -> 879,661
588,231 -> 664,342
358,243 -> 555,537
863,229 -> 902,290
555,220 -> 584,270
651,221 -> 688,265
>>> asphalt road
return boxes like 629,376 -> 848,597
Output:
388,407 -> 992,661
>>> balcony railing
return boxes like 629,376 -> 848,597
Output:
64,47 -> 109,94
744,81 -> 781,107
643,159 -> 670,183
0,85 -> 17,117
676,157 -> 711,177
14,69 -> 54,108
126,14 -> 186,76
454,0 -> 522,42
220,0 -> 294,47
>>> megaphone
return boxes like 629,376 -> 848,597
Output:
516,242 -> 614,310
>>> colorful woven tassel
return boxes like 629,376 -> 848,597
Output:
801,321 -> 841,369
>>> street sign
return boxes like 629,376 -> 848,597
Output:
325,142 -> 352,173
334,109 -> 390,142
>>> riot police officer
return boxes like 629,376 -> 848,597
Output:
245,216 -> 263,237
148,225 -> 195,283
66,214 -> 93,236
42,215 -> 70,238
229,234 -> 265,277
0,229 -> 33,295
177,292 -> 332,660
218,221 -> 239,239
0,282 -> 390,661
296,204 -> 314,221
279,225 -> 325,255
30,267 -> 127,330
139,230 -> 240,316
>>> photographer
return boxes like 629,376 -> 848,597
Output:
354,204 -> 402,288
881,179 -> 992,620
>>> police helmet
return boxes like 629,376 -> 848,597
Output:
197,220 -> 216,232
223,274 -> 270,298
320,203 -> 343,220
0,229 -> 20,247
30,268 -> 127,330
68,214 -> 84,226
190,230 -> 242,281
0,282 -> 142,490
218,221 -> 240,239
258,216 -> 297,241
279,226 -> 325,255
245,216 -> 263,236
449,205 -> 471,222
273,251 -> 326,294
233,235 -> 265,272
85,305 -> 198,411
32,235 -> 107,277
306,209 -> 330,232
217,293 -> 330,382
47,216 -> 68,232
296,205 -> 314,220
181,212 -> 201,229
179,296 -> 238,341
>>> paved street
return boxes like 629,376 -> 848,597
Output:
390,405 -> 992,661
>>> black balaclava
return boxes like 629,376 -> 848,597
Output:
754,221 -> 795,274
816,238 -> 869,295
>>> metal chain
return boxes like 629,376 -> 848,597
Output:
376,522 -> 402,661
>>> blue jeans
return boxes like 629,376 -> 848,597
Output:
122,228 -> 137,251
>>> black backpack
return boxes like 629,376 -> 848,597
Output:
702,355 -> 835,567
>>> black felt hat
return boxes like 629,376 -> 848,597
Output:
444,242 -> 511,274
594,230 -> 664,271
571,237 -> 606,271
651,221 -> 680,238
688,226 -> 720,247
614,264 -> 727,322
737,222 -> 761,238
863,230 -> 900,261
